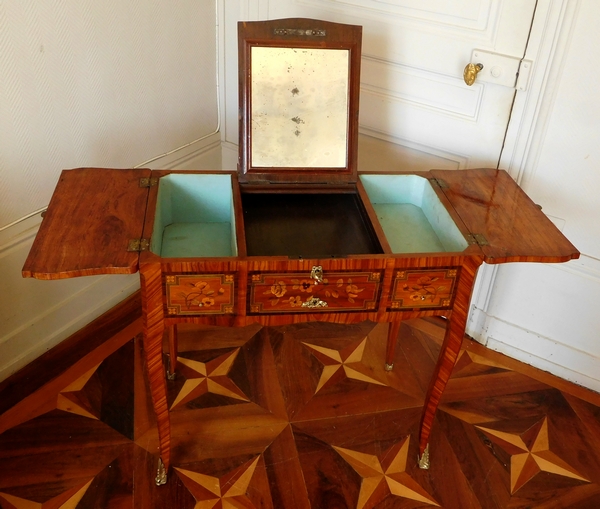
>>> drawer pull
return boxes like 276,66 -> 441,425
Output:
310,265 -> 324,284
302,296 -> 328,308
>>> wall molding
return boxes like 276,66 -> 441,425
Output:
552,254 -> 600,284
358,126 -> 467,168
499,0 -> 580,185
361,56 -> 483,121
145,132 -> 222,170
294,0 -> 498,37
482,314 -> 600,394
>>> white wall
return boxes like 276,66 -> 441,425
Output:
0,0 -> 220,381
473,0 -> 600,392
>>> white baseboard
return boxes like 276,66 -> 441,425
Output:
145,132 -> 222,170
481,314 -> 600,394
0,274 -> 139,382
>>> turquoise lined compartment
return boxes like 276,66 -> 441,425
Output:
151,174 -> 237,257
359,174 -> 468,253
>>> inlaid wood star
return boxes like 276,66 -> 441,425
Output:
333,437 -> 440,508
477,417 -> 589,493
56,364 -> 102,419
302,337 -> 386,393
0,479 -> 93,509
171,348 -> 250,410
175,457 -> 261,508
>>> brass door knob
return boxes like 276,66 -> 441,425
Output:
463,63 -> 483,86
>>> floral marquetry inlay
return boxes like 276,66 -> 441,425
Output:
165,274 -> 235,315
390,269 -> 458,310
249,271 -> 382,313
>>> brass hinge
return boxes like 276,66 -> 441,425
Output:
139,177 -> 158,188
430,178 -> 449,189
467,233 -> 489,247
127,238 -> 150,252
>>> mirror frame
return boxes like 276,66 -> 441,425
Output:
238,18 -> 362,184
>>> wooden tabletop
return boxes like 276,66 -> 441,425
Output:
22,168 -> 150,280
431,168 -> 579,264
22,168 -> 579,280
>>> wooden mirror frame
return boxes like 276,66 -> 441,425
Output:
238,18 -> 362,184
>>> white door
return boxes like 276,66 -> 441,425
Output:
223,0 -> 537,172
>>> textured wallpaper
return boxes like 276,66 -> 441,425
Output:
0,0 -> 218,228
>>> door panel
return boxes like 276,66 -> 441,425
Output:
240,0 -> 537,170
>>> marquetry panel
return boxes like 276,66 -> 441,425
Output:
248,271 -> 382,314
389,268 -> 458,310
165,274 -> 235,315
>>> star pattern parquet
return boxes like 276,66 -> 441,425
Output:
1,318 -> 600,508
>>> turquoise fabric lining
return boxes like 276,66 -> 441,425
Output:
360,174 -> 468,253
151,174 -> 236,257
151,173 -> 466,258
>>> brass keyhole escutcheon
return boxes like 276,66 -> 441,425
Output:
463,63 -> 483,86
310,265 -> 324,284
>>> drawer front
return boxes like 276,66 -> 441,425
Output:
389,269 -> 458,310
165,274 -> 235,316
249,270 -> 382,314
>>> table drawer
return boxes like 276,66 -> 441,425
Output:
249,269 -> 382,314
389,268 -> 458,310
165,274 -> 235,316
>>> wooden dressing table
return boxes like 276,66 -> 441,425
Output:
22,18 -> 578,486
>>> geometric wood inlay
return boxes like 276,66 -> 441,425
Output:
170,348 -> 250,410
477,417 -> 589,494
333,437 -> 440,507
56,364 -> 102,420
302,337 -> 387,393
175,456 -> 261,507
0,479 -> 93,509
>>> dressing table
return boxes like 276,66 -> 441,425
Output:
22,18 -> 579,485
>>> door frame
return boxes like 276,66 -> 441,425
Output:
468,0 -> 580,339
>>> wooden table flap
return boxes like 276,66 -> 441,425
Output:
22,168 -> 151,279
431,168 -> 579,264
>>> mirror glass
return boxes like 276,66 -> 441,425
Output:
251,47 -> 349,168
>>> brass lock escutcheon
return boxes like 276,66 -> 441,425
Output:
463,63 -> 483,86
310,265 -> 324,284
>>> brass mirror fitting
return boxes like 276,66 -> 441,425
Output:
463,63 -> 483,86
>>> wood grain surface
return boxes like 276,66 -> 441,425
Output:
22,168 -> 150,279
430,168 -> 580,263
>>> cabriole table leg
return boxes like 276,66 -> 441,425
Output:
417,257 -> 482,468
141,263 -> 172,485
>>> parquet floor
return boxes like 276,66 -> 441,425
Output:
1,313 -> 600,508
